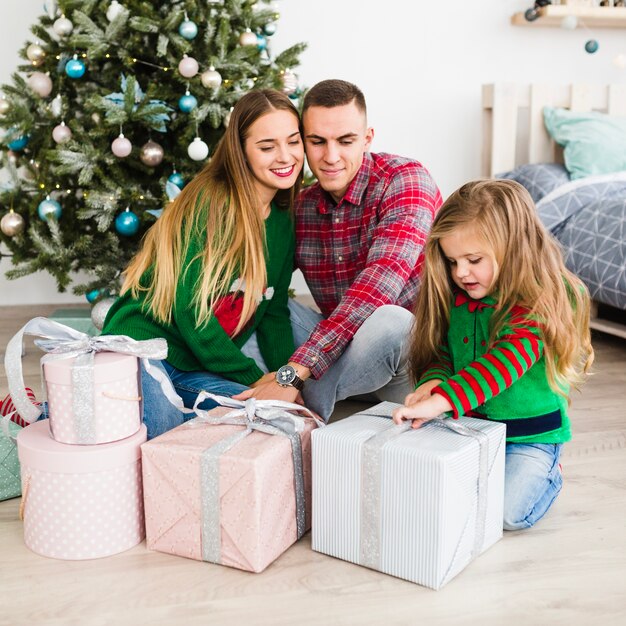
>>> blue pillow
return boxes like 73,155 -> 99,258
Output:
497,163 -> 570,203
543,107 -> 626,180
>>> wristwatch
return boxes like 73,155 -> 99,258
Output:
275,364 -> 305,391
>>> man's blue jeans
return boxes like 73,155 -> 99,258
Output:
503,442 -> 563,530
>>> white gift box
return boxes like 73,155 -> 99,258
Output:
312,402 -> 506,590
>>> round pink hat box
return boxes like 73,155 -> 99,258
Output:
43,351 -> 141,444
17,420 -> 146,560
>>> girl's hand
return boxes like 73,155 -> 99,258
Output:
391,393 -> 453,429
403,379 -> 442,407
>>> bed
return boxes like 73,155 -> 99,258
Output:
482,83 -> 626,339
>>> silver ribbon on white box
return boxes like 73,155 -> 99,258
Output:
3,316 -> 169,443
355,404 -> 490,574
189,392 -> 322,565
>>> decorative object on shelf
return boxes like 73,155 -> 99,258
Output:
28,71 -> 53,97
106,1 -> 124,22
90,296 -> 117,330
111,132 -> 132,157
178,90 -> 197,113
179,16 -> 199,40
1,210 -> 25,237
53,15 -> 73,37
115,208 -> 140,236
65,55 -> 86,79
139,140 -> 164,166
178,55 -> 199,78
37,196 -> 62,221
585,38 -> 599,53
52,121 -> 72,144
201,66 -> 222,89
26,43 -> 46,67
239,29 -> 258,46
187,136 -> 209,161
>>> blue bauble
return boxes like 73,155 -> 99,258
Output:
86,289 -> 101,303
179,19 -> 198,40
7,134 -> 30,151
256,34 -> 267,50
263,23 -> 276,36
178,92 -> 198,113
168,172 -> 185,188
585,39 -> 599,54
37,198 -> 62,221
115,210 -> 140,236
65,57 -> 86,79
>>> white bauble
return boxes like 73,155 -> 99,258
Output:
187,137 -> 209,161
50,93 -> 63,117
27,72 -> 53,97
239,29 -> 258,46
178,55 -> 199,78
52,122 -> 72,144
53,15 -> 74,37
107,1 -> 124,22
201,67 -> 222,90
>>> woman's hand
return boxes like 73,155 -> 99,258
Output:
391,393 -> 453,429
403,379 -> 442,407
233,374 -> 303,405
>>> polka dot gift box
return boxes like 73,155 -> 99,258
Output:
17,420 -> 146,560
44,352 -> 142,445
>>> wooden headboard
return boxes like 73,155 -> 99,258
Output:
481,83 -> 626,178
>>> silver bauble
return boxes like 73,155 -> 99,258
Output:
239,29 -> 258,46
28,71 -> 53,98
201,67 -> 222,90
281,69 -> 298,96
53,15 -> 74,37
50,93 -> 63,117
1,211 -> 25,237
27,43 -> 46,67
91,297 -> 116,331
140,140 -> 164,167
52,122 -> 72,144
0,98 -> 10,115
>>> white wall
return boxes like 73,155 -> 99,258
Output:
1,0 -> 625,304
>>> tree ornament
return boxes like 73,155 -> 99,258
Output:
201,67 -> 222,90
115,208 -> 140,236
179,17 -> 199,40
178,55 -> 199,78
53,15 -> 74,37
7,134 -> 30,151
263,23 -> 277,36
281,69 -> 298,96
6,150 -> 18,163
85,289 -> 102,303
1,210 -> 25,237
43,0 -> 59,20
560,15 -> 578,30
65,55 -> 86,79
585,40 -> 599,54
26,43 -> 46,67
28,71 -> 53,97
188,137 -> 209,161
140,140 -> 164,166
106,1 -> 124,22
91,297 -> 116,331
37,196 -> 62,221
239,29 -> 258,46
0,98 -> 10,115
111,133 -> 132,157
178,90 -> 198,113
256,34 -> 267,51
524,8 -> 539,22
168,171 -> 185,188
52,121 -> 72,144
50,93 -> 63,117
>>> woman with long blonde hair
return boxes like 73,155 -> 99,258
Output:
393,179 -> 593,530
103,89 -> 304,439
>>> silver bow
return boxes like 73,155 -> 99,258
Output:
188,393 -> 322,565
4,316 -> 168,442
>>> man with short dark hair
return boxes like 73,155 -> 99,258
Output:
237,79 -> 442,420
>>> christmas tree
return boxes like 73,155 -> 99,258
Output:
0,0 -> 305,305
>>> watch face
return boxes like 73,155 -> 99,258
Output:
277,365 -> 296,386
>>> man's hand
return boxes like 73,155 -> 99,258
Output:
403,379 -> 442,407
233,375 -> 303,405
391,393 -> 452,429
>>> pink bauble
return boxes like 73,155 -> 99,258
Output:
111,134 -> 132,158
28,72 -> 53,98
178,55 -> 199,78
52,122 -> 72,144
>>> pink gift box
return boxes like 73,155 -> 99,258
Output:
17,419 -> 146,560
43,351 -> 141,444
141,407 -> 316,573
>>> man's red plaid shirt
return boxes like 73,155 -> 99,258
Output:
292,152 -> 443,379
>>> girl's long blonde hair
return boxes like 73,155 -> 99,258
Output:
121,89 -> 302,335
409,179 -> 594,397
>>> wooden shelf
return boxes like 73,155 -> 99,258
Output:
512,6 -> 626,28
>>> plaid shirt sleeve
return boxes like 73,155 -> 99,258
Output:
292,164 -> 441,379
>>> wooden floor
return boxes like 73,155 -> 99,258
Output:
1,304 -> 625,626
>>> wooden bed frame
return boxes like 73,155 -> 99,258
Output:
482,83 -> 626,340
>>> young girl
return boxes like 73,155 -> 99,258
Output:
392,179 -> 594,530
103,89 -> 304,439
